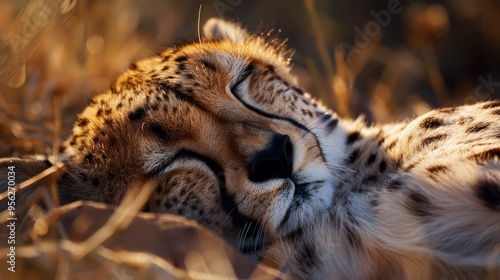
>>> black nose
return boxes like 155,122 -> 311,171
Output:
248,134 -> 293,182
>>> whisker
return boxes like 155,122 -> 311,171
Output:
239,221 -> 252,252
216,206 -> 238,236
197,4 -> 203,53
252,216 -> 264,256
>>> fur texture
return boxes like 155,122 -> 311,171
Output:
2,18 -> 500,279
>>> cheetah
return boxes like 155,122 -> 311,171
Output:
1,18 -> 500,279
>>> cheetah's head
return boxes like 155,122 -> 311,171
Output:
17,19 -> 348,251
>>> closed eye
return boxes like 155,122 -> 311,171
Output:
230,64 -> 256,95
228,63 -> 312,134
147,149 -> 224,183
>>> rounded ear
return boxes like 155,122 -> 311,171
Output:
203,18 -> 249,43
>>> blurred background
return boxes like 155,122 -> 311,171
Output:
0,0 -> 499,157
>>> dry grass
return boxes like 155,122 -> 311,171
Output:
0,0 -> 499,278
1,0 -> 499,157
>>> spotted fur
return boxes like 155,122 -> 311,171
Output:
3,19 -> 500,279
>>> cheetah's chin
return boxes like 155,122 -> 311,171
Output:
271,178 -> 334,235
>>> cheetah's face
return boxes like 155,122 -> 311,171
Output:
65,19 -> 347,247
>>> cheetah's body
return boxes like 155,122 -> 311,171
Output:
265,103 -> 500,278
3,19 -> 500,279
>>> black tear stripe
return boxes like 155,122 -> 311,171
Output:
147,150 -> 262,237
187,151 -> 262,237
229,63 -> 328,164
